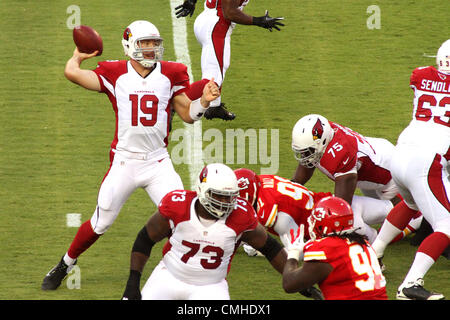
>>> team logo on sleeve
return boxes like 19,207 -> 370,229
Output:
312,119 -> 324,141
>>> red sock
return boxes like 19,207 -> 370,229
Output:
186,79 -> 212,101
386,201 -> 418,230
418,232 -> 450,261
67,220 -> 100,259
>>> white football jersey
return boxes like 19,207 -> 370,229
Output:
158,190 -> 258,285
93,60 -> 190,154
398,66 -> 450,153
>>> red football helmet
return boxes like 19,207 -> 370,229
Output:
234,168 -> 260,206
308,196 -> 354,240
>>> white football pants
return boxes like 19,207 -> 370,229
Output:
90,151 -> 183,234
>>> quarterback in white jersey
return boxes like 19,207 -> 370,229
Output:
122,163 -> 287,300
175,0 -> 284,120
372,40 -> 450,300
42,20 -> 220,291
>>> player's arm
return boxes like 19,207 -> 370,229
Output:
283,260 -> 332,293
222,0 -> 285,31
172,78 -> 220,123
242,223 -> 287,273
122,210 -> 171,300
334,173 -> 357,205
64,48 -> 101,91
292,163 -> 315,185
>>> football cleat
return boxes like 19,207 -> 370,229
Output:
396,278 -> 444,300
41,257 -> 77,290
204,103 -> 236,121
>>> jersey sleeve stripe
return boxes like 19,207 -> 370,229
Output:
265,204 -> 278,228
99,74 -> 115,97
304,251 -> 327,261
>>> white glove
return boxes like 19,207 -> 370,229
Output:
282,224 -> 305,261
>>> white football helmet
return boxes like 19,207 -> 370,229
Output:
436,39 -> 450,74
197,163 -> 239,219
122,20 -> 164,68
291,114 -> 334,168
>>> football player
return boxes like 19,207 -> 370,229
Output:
121,163 -> 287,300
282,196 -> 388,300
235,168 -> 400,247
41,20 -> 220,291
175,0 -> 284,120
371,39 -> 450,300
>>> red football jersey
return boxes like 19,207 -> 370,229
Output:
157,190 -> 258,285
256,175 -> 331,238
317,122 -> 393,186
303,237 -> 387,300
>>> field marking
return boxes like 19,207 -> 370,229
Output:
66,213 -> 82,227
169,0 -> 204,189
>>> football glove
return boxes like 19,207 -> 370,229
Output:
175,0 -> 197,18
122,270 -> 142,300
282,224 -> 305,261
299,286 -> 325,300
252,10 -> 285,31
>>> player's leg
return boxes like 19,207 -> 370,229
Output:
143,157 -> 183,206
193,14 -> 234,120
141,261 -> 187,300
188,279 -> 230,300
396,152 -> 450,300
42,154 -> 137,290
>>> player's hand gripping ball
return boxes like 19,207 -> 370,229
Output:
72,25 -> 103,56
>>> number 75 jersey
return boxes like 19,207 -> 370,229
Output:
93,60 -> 190,154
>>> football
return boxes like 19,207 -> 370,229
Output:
72,25 -> 103,56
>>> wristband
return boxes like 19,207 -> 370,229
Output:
189,98 -> 208,121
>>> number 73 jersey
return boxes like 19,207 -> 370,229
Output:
157,190 -> 258,286
303,237 -> 388,300
93,60 -> 190,154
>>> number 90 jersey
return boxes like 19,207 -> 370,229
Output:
93,60 -> 190,154
158,190 -> 258,285
256,175 -> 331,238
398,66 -> 450,153
303,237 -> 387,300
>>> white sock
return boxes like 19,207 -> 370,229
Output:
402,252 -> 435,285
63,253 -> 77,266
372,220 -> 402,258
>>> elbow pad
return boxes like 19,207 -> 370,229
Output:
131,226 -> 156,256
258,235 -> 283,261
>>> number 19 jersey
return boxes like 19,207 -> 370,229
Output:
93,60 -> 190,154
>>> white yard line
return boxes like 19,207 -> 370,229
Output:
169,0 -> 204,188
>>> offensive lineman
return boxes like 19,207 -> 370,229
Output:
41,20 -> 220,290
175,0 -> 284,120
371,39 -> 450,300
122,163 -> 287,299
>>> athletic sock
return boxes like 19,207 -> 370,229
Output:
66,220 -> 101,262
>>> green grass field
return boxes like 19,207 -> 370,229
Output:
0,0 -> 448,301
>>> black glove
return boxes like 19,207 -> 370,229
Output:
175,0 -> 197,18
252,10 -> 285,32
299,286 -> 325,300
122,270 -> 142,300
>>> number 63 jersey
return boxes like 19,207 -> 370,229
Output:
399,65 -> 450,153
93,60 -> 190,154
304,237 -> 388,300
158,190 -> 258,285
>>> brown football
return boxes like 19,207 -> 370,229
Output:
72,25 -> 103,56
